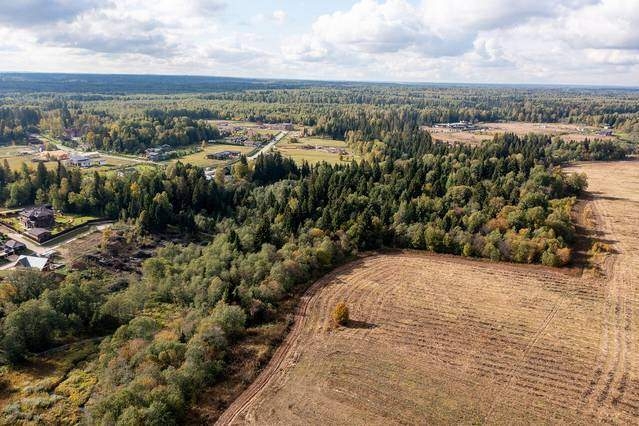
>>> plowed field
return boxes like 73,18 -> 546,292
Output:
217,159 -> 639,425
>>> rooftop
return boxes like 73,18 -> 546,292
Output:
21,205 -> 54,219
15,255 -> 49,271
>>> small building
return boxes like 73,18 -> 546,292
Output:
145,146 -> 170,161
14,255 -> 51,271
20,205 -> 55,229
4,239 -> 26,254
28,133 -> 41,144
68,154 -> 92,168
598,129 -> 613,137
26,228 -> 52,243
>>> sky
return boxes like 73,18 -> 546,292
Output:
0,0 -> 638,86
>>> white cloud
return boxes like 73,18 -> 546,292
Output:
0,0 -> 638,85
272,10 -> 287,24
282,0 -> 639,84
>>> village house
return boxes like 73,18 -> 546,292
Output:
26,228 -> 52,243
3,239 -> 26,255
145,145 -> 175,161
14,255 -> 51,271
68,154 -> 93,168
28,133 -> 41,144
20,205 -> 55,229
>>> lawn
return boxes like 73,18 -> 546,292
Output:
275,136 -> 358,165
167,143 -> 255,167
0,211 -> 99,236
51,214 -> 99,234
0,146 -> 59,171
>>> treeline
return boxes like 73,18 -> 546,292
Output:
0,106 -> 41,143
71,116 -> 220,153
4,84 -> 639,151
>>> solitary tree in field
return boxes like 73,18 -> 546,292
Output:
331,302 -> 349,326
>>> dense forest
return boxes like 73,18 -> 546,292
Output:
1,76 -> 639,153
0,76 -> 637,424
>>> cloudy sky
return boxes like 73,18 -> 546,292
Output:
0,0 -> 638,85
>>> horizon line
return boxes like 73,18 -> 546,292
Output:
1,70 -> 638,90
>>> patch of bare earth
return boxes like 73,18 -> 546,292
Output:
215,159 -> 639,425
422,122 -> 615,146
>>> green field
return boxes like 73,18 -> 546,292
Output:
167,143 -> 255,167
275,136 -> 358,165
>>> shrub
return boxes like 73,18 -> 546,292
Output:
331,302 -> 349,326
210,301 -> 246,338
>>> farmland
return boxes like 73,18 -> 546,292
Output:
218,159 -> 639,425
422,122 -> 618,146
274,136 -> 358,165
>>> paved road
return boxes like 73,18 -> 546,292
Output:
248,131 -> 288,160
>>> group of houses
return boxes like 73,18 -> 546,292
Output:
145,145 -> 176,161
0,239 -> 51,271
0,205 -> 59,271
432,121 -> 479,131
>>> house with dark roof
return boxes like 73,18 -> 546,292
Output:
20,205 -> 55,229
26,228 -> 52,243
4,239 -> 26,254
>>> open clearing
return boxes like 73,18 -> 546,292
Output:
218,159 -> 639,425
422,122 -> 616,146
275,136 -> 358,165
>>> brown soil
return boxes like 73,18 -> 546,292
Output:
422,122 -> 615,146
215,159 -> 639,425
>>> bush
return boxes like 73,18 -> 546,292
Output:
331,302 -> 349,326
210,301 -> 246,338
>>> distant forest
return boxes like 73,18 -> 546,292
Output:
1,73 -> 639,153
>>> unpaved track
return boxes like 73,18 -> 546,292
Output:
216,159 -> 639,425
567,160 -> 639,420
